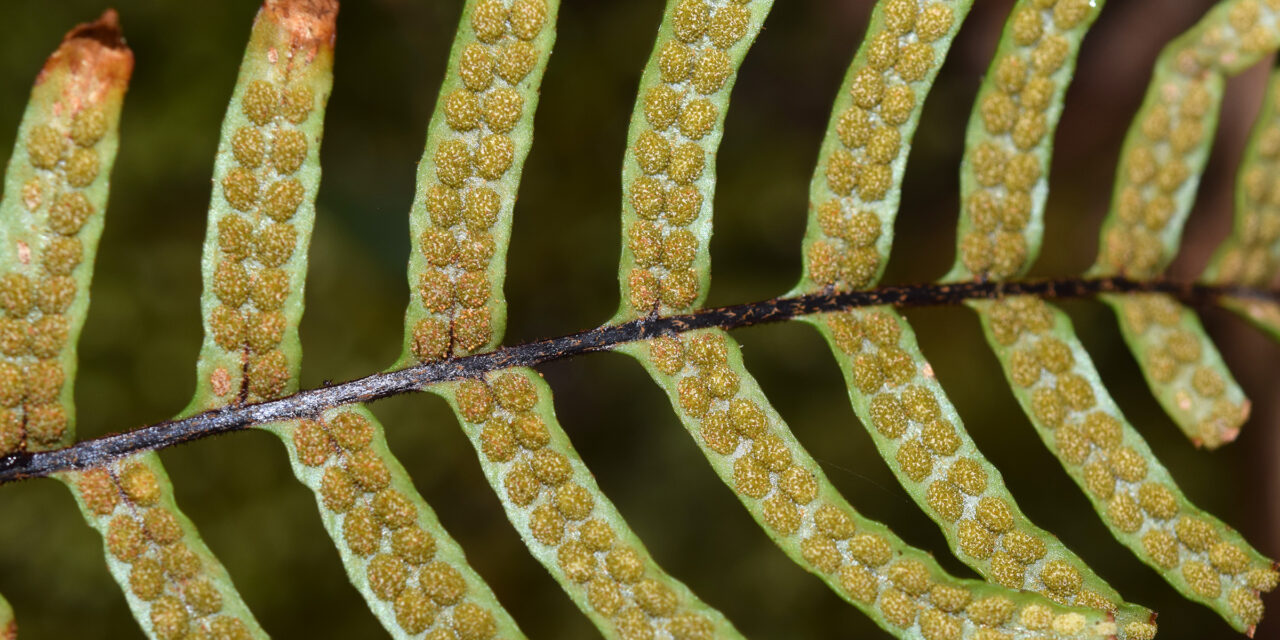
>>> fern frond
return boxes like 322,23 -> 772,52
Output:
400,0 -> 560,364
64,452 -> 268,639
439,370 -> 743,638
395,2 -> 750,636
182,2 -> 532,637
941,0 -> 1280,629
615,0 -> 772,320
188,0 -> 337,410
0,11 -> 131,455
1093,0 -> 1280,278
807,307 -> 1154,631
0,11 -> 265,639
799,0 -> 971,293
1206,64 -> 1280,287
265,406 -> 525,638
614,0 -> 1157,638
623,331 -> 1126,639
1220,295 -> 1280,340
972,296 -> 1278,633
66,3 -> 347,638
1102,292 -> 1248,447
1086,0 -> 1280,448
782,1 -> 1161,635
1206,64 -> 1280,343
4,2 -> 1280,637
945,0 -> 1102,281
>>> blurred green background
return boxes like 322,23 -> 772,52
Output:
0,0 -> 1276,638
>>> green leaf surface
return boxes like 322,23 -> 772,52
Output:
435,370 -> 742,639
945,0 -> 1104,282
61,453 -> 269,639
613,0 -> 774,321
398,0 -> 561,366
622,329 -> 1130,640
796,0 -> 973,295
972,295 -> 1277,633
1204,64 -> 1280,287
1100,293 -> 1248,448
1082,0 -> 1268,447
803,307 -> 1154,636
186,3 -> 537,636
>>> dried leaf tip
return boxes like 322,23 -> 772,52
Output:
65,9 -> 126,49
38,9 -> 132,99
265,0 -> 339,51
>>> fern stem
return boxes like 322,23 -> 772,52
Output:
0,275 -> 1270,484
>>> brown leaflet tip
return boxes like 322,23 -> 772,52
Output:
38,9 -> 133,100
1,619 -> 14,640
66,10 -> 126,50
265,0 -> 339,51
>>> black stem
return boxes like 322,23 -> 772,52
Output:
0,276 -> 1269,484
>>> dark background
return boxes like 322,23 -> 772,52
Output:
0,0 -> 1276,638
